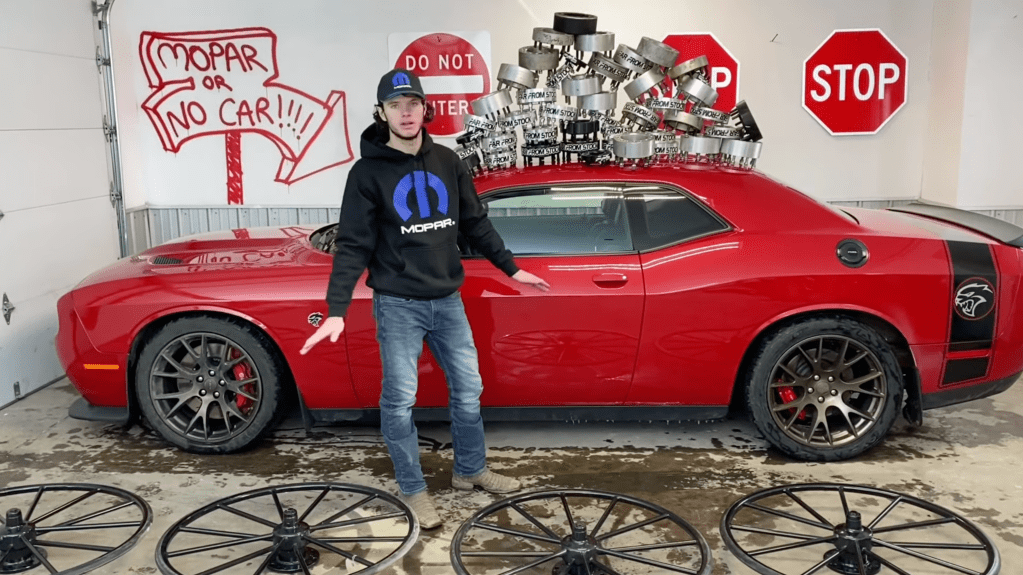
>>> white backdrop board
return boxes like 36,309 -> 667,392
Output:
108,0 -> 994,211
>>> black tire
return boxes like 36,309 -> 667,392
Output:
135,317 -> 282,453
553,12 -> 598,35
745,317 -> 903,461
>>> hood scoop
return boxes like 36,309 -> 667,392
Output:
152,255 -> 184,265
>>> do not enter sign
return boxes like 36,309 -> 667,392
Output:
803,29 -> 908,135
389,31 -> 492,136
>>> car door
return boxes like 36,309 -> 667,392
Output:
461,185 -> 644,406
623,186 -> 740,406
345,185 -> 645,408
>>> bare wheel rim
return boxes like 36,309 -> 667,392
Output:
155,482 -> 418,575
767,335 -> 888,448
451,488 -> 712,575
0,483 -> 152,575
149,332 -> 263,444
720,483 -> 1000,575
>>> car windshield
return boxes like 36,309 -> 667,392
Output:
310,224 -> 338,253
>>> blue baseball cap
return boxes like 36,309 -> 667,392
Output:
377,69 -> 426,102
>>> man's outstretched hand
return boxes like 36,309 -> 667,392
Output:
300,316 -> 346,355
511,270 -> 551,292
302,272 -> 547,355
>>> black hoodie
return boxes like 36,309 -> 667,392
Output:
326,124 -> 519,317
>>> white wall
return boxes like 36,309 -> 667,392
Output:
956,0 -> 1023,210
109,0 -> 957,210
921,0 -> 972,209
0,0 -> 121,406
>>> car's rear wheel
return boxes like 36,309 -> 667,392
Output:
746,317 -> 903,461
135,317 -> 282,453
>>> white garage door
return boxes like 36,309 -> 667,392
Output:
0,0 -> 121,408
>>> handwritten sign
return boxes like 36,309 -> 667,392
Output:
140,27 -> 353,203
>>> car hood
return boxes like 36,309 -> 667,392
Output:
75,226 -> 323,289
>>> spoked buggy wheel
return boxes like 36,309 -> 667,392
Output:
720,483 -> 999,575
451,489 -> 712,575
0,483 -> 152,574
156,483 -> 417,575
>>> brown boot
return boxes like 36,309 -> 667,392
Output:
452,468 -> 522,494
401,491 -> 442,529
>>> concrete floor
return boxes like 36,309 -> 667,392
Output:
1,377 -> 1021,574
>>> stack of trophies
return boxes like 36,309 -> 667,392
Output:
453,12 -> 764,176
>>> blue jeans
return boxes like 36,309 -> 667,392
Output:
373,291 -> 487,495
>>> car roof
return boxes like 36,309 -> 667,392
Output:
470,164 -> 857,234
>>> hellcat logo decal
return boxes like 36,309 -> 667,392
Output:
954,278 -> 995,320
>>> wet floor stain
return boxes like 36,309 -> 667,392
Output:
1,379 -> 1021,574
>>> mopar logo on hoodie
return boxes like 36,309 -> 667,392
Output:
393,170 -> 455,234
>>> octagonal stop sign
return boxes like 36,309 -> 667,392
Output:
803,29 -> 908,135
662,33 -> 739,112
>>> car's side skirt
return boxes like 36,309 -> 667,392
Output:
306,406 -> 730,425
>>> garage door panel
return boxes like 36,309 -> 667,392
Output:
0,196 -> 119,301
0,130 -> 108,212
0,290 -> 64,408
0,49 -> 103,130
0,0 -> 97,58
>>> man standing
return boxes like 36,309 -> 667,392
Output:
301,69 -> 549,529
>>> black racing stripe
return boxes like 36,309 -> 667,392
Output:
942,357 -> 990,385
946,241 -> 997,350
949,341 -> 994,353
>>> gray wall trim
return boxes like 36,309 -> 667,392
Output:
126,205 -> 341,254
829,199 -> 916,209
125,202 -> 1023,254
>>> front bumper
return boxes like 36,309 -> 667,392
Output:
69,397 -> 131,424
55,292 -> 129,407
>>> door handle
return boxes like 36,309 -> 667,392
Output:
592,273 -> 628,287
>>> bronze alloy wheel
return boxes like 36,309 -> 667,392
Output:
746,317 -> 903,461
768,335 -> 888,449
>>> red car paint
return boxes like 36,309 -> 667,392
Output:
56,165 -> 1023,423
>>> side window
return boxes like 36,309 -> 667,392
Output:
478,188 -> 633,255
627,189 -> 728,251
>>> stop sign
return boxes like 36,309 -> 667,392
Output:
803,29 -> 908,135
392,32 -> 491,136
661,33 -> 739,112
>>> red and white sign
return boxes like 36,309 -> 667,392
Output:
389,31 -> 491,136
139,27 -> 353,204
803,29 -> 908,135
662,33 -> 739,112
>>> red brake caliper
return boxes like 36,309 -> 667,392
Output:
778,386 -> 809,420
230,349 -> 255,413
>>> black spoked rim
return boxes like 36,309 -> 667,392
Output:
451,488 -> 712,575
0,483 -> 152,575
720,483 -> 1000,575
156,482 -> 418,575
768,335 -> 888,448
149,332 -> 262,444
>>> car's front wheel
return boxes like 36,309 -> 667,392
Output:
746,317 -> 903,461
135,317 -> 282,453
